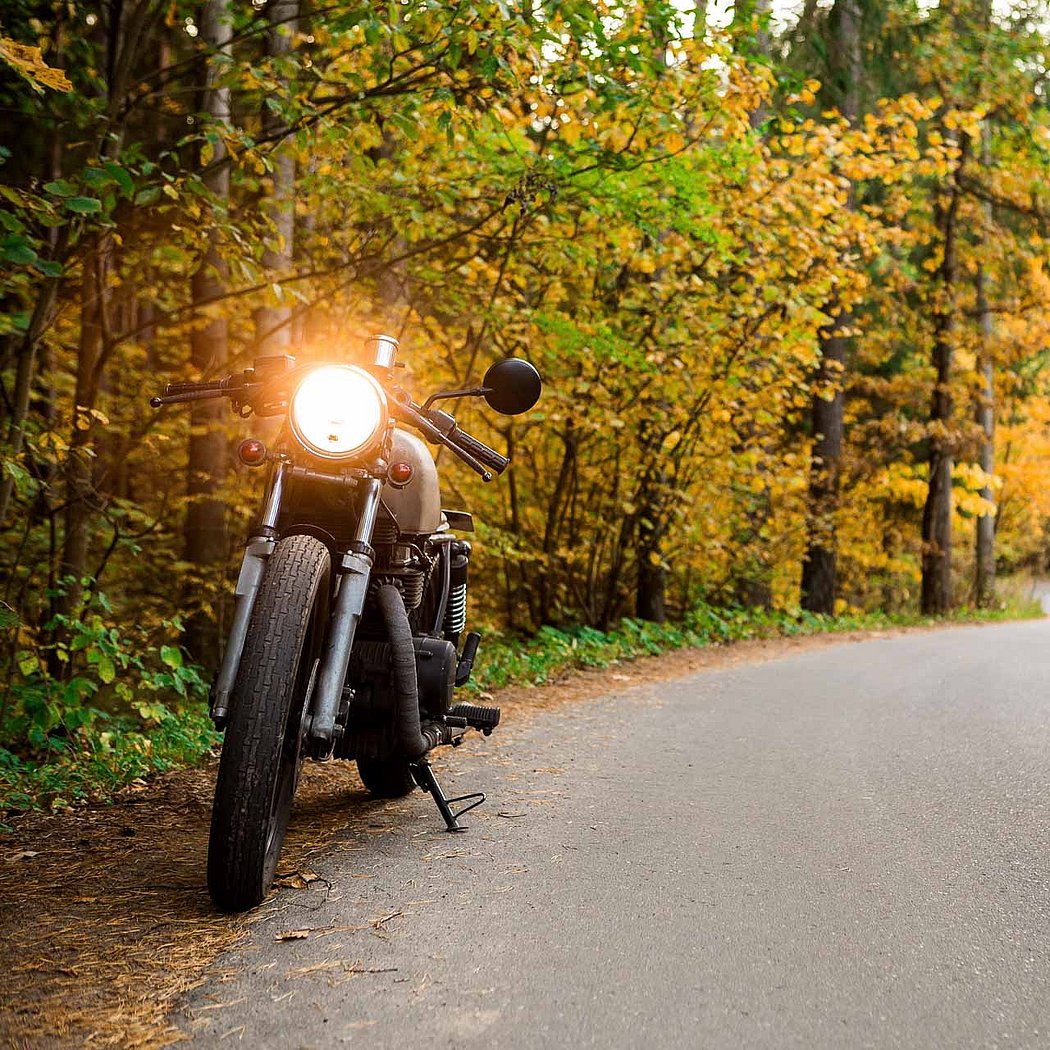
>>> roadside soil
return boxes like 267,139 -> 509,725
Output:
0,625 -> 942,1049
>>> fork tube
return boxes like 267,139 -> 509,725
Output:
257,460 -> 286,533
210,462 -> 286,725
309,478 -> 382,746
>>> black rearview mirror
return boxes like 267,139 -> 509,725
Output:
483,359 -> 542,416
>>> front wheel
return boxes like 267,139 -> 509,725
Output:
208,534 -> 331,912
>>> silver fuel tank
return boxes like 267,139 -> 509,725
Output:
382,428 -> 443,535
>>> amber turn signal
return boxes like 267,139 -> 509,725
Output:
238,438 -> 268,467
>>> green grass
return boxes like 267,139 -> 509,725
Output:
467,597 -> 1044,693
0,705 -> 219,817
2,594 -> 1040,817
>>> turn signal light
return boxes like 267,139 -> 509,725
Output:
388,461 -> 413,486
238,438 -> 267,467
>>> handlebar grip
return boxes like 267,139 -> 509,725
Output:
164,379 -> 224,396
451,429 -> 509,475
149,387 -> 226,408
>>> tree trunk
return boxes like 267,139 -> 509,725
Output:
920,146 -> 964,615
735,0 -> 771,128
184,0 -> 234,667
974,124 -> 995,608
57,238 -> 107,627
636,491 -> 667,623
0,276 -> 64,526
801,321 -> 847,613
253,0 -> 299,356
800,0 -> 861,614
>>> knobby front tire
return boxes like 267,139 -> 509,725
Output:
207,534 -> 331,913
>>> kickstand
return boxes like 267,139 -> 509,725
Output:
410,760 -> 485,832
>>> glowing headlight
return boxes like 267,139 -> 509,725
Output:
289,365 -> 387,459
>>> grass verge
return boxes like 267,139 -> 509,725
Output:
469,597 -> 1044,692
2,595 -> 1042,816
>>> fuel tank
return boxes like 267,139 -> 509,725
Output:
382,428 -> 442,535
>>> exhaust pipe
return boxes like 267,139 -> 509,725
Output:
375,584 -> 446,759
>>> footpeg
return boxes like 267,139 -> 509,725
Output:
409,759 -> 485,832
448,702 -> 500,735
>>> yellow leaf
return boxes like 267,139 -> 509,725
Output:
0,37 -> 72,93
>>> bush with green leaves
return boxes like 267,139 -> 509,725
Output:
0,589 -> 213,813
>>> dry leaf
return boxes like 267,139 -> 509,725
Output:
273,869 -> 321,890
274,930 -> 311,942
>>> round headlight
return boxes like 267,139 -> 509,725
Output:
289,365 -> 387,459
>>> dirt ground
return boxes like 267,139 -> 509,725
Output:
0,627 -> 921,1049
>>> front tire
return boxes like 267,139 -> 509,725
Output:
208,534 -> 331,912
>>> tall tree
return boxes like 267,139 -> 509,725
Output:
253,0 -> 299,356
184,0 -> 234,666
973,121 -> 996,607
800,0 -> 862,614
920,125 -> 966,615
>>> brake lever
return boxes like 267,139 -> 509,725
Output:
393,401 -> 494,482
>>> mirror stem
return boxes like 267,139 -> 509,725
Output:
422,387 -> 491,412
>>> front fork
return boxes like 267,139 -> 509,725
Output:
309,477 -> 381,751
209,462 -> 286,728
209,468 -> 382,751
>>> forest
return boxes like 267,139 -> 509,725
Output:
3,0 -> 1050,802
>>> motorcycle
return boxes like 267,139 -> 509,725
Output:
150,335 -> 541,912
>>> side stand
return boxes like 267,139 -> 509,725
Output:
410,760 -> 485,832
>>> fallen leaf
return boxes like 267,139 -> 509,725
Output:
6,851 -> 39,863
274,930 -> 311,942
274,869 -> 322,890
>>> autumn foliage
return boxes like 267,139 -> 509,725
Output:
2,1 -> 1050,760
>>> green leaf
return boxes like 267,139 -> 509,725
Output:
160,645 -> 183,669
82,167 -> 111,189
96,654 -> 116,684
43,179 -> 76,197
64,197 -> 102,214
1,237 -> 37,265
17,652 -> 38,676
389,111 -> 420,142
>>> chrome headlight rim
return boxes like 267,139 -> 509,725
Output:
288,364 -> 388,461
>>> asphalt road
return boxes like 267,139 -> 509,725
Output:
179,621 -> 1050,1049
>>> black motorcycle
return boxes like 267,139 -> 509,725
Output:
150,335 -> 540,911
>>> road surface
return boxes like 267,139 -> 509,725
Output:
178,620 -> 1050,1048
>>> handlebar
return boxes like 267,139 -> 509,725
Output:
149,387 -> 226,407
149,372 -> 257,408
392,401 -> 508,482
151,374 -> 510,483
447,428 -> 510,476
